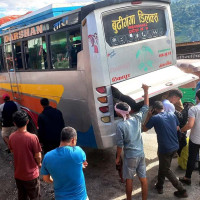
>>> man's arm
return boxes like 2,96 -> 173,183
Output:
142,109 -> 153,132
37,115 -> 45,143
43,175 -> 53,183
142,84 -> 149,106
14,102 -> 21,111
116,146 -> 122,165
34,152 -> 42,168
181,117 -> 195,132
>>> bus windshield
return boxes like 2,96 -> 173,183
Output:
103,8 -> 166,47
102,6 -> 172,84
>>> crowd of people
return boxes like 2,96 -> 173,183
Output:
0,82 -> 200,199
0,95 -> 87,200
115,84 -> 200,200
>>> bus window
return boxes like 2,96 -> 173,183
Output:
24,36 -> 47,70
0,46 -> 4,71
69,30 -> 81,68
49,29 -> 81,69
50,31 -> 69,69
5,44 -> 13,71
13,42 -> 23,70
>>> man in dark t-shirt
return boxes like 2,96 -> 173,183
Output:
38,98 -> 65,154
0,94 -> 20,151
143,101 -> 188,198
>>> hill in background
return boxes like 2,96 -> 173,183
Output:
171,0 -> 200,43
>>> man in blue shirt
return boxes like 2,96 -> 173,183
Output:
143,101 -> 188,198
115,84 -> 149,200
41,127 -> 88,200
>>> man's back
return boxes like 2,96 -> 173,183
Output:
0,101 -> 18,127
188,104 -> 200,144
146,112 -> 179,153
116,105 -> 148,158
41,146 -> 87,200
9,131 -> 41,181
38,106 -> 65,144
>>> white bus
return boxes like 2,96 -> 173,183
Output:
0,0 -> 197,148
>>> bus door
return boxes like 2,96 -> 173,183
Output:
102,3 -> 197,102
4,42 -> 21,100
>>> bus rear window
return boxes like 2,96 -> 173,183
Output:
103,8 -> 167,47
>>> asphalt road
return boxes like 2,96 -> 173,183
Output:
0,129 -> 200,200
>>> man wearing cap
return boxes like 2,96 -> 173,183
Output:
0,94 -> 20,152
115,84 -> 149,200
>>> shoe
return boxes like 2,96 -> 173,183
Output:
155,184 -> 163,194
179,177 -> 191,185
174,190 -> 188,198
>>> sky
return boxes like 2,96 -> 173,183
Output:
0,0 -> 97,18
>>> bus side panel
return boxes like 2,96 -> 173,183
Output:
82,11 -> 117,149
0,70 -> 98,146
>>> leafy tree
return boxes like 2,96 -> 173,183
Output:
171,0 -> 200,43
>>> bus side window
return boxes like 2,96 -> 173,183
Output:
49,31 -> 69,69
5,44 -> 13,71
49,29 -> 81,70
13,42 -> 23,70
0,46 -> 4,72
69,30 -> 81,68
24,36 -> 47,70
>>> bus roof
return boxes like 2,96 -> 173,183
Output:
0,3 -> 90,34
0,0 -> 171,35
81,0 -> 171,20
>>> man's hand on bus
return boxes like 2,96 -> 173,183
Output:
142,84 -> 150,93
142,84 -> 150,106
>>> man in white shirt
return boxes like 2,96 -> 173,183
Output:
179,90 -> 200,185
162,89 -> 183,113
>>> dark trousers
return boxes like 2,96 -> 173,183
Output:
157,151 -> 184,191
15,177 -> 40,200
185,140 -> 200,178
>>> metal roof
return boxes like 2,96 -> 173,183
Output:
81,0 -> 171,19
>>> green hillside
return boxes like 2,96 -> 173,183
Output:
171,0 -> 200,43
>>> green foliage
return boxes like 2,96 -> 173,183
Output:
171,0 -> 200,43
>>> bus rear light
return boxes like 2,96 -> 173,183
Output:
98,96 -> 107,103
96,86 -> 106,94
99,106 -> 109,113
101,116 -> 111,123
131,1 -> 142,4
